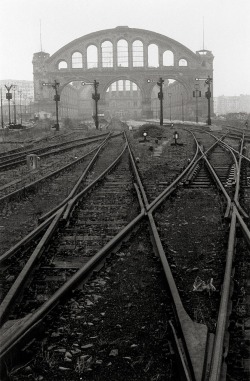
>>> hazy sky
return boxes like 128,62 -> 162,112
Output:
1,0 -> 249,96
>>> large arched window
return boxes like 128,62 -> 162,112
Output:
163,50 -> 174,66
118,80 -> 123,91
179,58 -> 188,66
132,82 -> 138,91
101,41 -> 113,67
58,60 -> 68,70
106,80 -> 140,93
132,40 -> 143,67
117,39 -> 128,67
72,52 -> 83,68
87,45 -> 98,68
110,82 -> 116,91
125,80 -> 130,91
148,44 -> 159,67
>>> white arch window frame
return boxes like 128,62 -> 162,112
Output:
58,60 -> 68,70
132,40 -> 144,67
87,45 -> 98,69
72,51 -> 83,68
179,58 -> 188,66
101,41 -> 113,68
106,80 -> 140,93
148,44 -> 159,68
117,39 -> 129,67
163,50 -> 174,66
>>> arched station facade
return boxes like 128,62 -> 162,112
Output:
33,26 -> 214,121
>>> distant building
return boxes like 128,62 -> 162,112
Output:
0,79 -> 34,104
105,81 -> 142,120
0,79 -> 34,124
214,95 -> 250,115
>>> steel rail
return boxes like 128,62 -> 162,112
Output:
1,126 -> 197,377
0,143 -> 102,206
235,206 -> 250,246
0,214 -> 55,264
0,134 -> 121,264
147,211 -> 205,381
199,145 -> 232,218
137,131 -> 216,380
0,174 -> 147,327
183,133 -> 224,183
206,132 -> 249,380
0,136 -> 107,171
0,131 -> 70,158
208,205 -> 237,381
147,130 -> 234,217
0,213 -> 145,366
208,132 -> 249,219
137,130 -> 238,380
0,134 -> 130,325
147,132 -> 228,214
38,133 -> 112,222
63,136 -> 127,221
39,132 -> 124,222
147,139 -> 199,212
0,132 -> 109,163
0,128 -> 241,380
0,139 -> 146,369
233,132 -> 248,217
0,205 -> 67,325
125,132 -> 149,208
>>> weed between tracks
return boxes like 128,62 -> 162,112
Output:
10,224 -> 178,381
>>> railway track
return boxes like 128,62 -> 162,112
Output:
0,124 -> 250,380
0,130 -> 76,157
0,135 -> 117,255
0,133 -> 108,172
0,139 -> 103,201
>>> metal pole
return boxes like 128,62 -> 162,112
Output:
181,93 -> 184,122
156,78 -> 164,125
208,80 -> 211,125
159,78 -> 163,126
19,91 -> 22,125
169,94 -> 172,122
205,76 -> 212,126
13,88 -> 16,125
55,82 -> 59,131
48,80 -> 61,131
195,90 -> 198,123
5,85 -> 13,126
8,96 -> 11,125
1,89 -> 4,128
94,80 -> 99,129
24,95 -> 27,120
91,80 -> 100,129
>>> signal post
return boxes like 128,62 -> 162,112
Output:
42,80 -> 60,130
